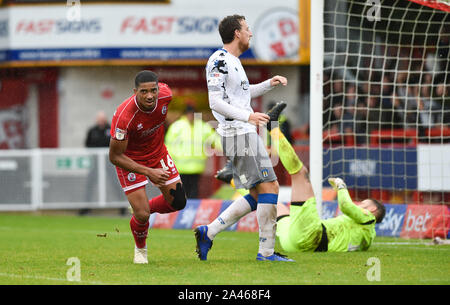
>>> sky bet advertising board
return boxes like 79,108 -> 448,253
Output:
151,199 -> 450,239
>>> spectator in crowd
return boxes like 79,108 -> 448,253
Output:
378,74 -> 403,129
322,41 -> 446,145
353,98 -> 370,145
344,82 -> 357,107
322,72 -> 332,128
434,81 -> 450,125
327,100 -> 354,145
437,26 -> 449,73
381,74 -> 394,98
417,80 -> 441,132
165,105 -> 221,198
324,77 -> 345,131
405,84 -> 420,118
331,78 -> 344,106
85,111 -> 111,148
392,84 -> 420,131
391,89 -> 412,130
365,96 -> 382,135
394,72 -> 408,98
82,111 -> 112,215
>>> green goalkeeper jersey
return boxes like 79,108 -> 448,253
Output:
322,189 -> 377,252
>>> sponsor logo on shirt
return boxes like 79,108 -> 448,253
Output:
240,80 -> 249,90
141,121 -> 164,138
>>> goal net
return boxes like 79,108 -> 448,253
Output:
317,0 -> 449,238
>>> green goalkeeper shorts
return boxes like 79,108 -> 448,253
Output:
276,197 -> 324,252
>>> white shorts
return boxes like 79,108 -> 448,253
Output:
222,133 -> 277,189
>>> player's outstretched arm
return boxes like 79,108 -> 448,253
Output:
109,138 -> 169,187
328,178 -> 374,224
249,76 -> 287,99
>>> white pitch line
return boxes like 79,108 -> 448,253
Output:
374,241 -> 430,245
0,272 -> 107,285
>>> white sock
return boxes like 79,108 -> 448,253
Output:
207,195 -> 255,240
256,194 -> 278,257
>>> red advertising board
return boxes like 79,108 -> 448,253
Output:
152,211 -> 179,229
237,211 -> 259,232
191,199 -> 223,229
400,205 -> 450,239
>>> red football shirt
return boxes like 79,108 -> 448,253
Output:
111,82 -> 172,161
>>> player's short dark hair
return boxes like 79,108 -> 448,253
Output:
368,198 -> 386,224
135,70 -> 158,88
219,14 -> 246,44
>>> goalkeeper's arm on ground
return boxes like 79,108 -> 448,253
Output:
328,178 -> 376,224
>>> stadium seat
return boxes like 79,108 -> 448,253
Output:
370,128 -> 418,146
426,126 -> 450,143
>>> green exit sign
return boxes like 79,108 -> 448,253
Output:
56,156 -> 92,170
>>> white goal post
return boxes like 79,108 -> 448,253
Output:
310,0 -> 325,216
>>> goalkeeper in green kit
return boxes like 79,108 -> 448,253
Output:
216,102 -> 386,253
272,103 -> 386,252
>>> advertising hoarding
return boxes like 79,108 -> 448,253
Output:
0,0 -> 310,65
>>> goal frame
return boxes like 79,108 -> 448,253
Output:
310,0 -> 324,216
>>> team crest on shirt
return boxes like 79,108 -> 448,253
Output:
162,105 -> 167,115
127,173 -> 136,182
115,128 -> 126,140
261,169 -> 269,178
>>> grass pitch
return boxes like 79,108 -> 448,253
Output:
0,213 -> 449,285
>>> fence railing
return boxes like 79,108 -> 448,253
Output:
0,148 -> 134,211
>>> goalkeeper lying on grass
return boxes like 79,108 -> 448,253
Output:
215,103 -> 386,253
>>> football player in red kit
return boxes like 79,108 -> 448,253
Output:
109,70 -> 187,264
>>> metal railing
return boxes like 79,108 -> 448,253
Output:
0,148 -> 134,211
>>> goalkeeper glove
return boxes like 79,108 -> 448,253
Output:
328,177 -> 347,190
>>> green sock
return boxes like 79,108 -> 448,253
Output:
270,127 -> 303,175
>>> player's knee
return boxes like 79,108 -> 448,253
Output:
134,209 -> 150,222
169,182 -> 187,211
256,179 -> 279,194
267,180 -> 279,194
171,198 -> 186,211
172,196 -> 186,211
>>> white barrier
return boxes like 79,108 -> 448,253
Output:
0,148 -> 133,211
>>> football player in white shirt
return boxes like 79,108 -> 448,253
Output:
195,14 -> 293,261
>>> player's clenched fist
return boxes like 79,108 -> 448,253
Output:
270,75 -> 288,87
